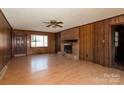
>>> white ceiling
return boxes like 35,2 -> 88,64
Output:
2,8 -> 124,32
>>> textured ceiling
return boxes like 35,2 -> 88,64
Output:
2,8 -> 124,32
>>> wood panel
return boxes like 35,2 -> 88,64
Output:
61,27 -> 79,40
110,17 -> 119,24
79,24 -> 94,62
94,21 -> 105,65
104,19 -> 112,67
86,24 -> 94,62
118,15 -> 124,23
94,19 -> 111,66
0,10 -> 12,71
12,30 -> 55,55
55,32 -> 61,53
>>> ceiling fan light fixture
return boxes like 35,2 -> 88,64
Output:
43,20 -> 63,28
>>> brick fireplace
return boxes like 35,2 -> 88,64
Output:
61,40 -> 79,60
58,27 -> 79,60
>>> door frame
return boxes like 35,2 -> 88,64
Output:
111,24 -> 124,67
111,25 -> 116,67
12,32 -> 27,57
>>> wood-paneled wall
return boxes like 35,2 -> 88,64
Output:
12,30 -> 55,55
79,14 -> 124,67
79,24 -> 94,62
93,21 -> 109,66
58,14 -> 124,67
61,27 -> 79,40
0,10 -> 12,71
55,32 -> 61,53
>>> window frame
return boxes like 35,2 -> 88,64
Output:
30,34 -> 48,48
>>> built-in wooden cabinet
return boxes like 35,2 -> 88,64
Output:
61,27 -> 79,40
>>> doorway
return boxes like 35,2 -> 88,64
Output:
13,33 -> 27,56
112,24 -> 124,70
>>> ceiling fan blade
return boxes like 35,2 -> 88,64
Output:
56,25 -> 63,28
57,22 -> 63,24
46,25 -> 51,27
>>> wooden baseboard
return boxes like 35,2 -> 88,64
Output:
0,65 -> 8,80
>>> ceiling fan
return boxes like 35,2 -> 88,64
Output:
43,20 -> 63,28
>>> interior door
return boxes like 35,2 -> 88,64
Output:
14,33 -> 27,56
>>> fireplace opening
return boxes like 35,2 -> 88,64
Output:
64,43 -> 72,54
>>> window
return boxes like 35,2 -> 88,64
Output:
31,35 -> 48,47
114,32 -> 119,47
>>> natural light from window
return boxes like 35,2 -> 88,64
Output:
31,35 -> 48,47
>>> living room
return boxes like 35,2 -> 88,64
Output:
0,1 -> 124,92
